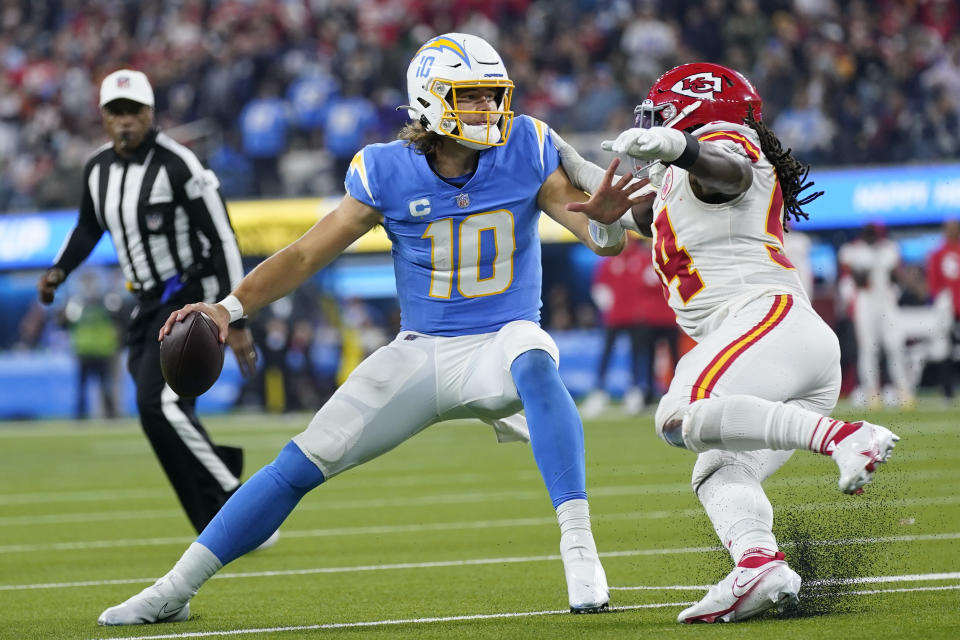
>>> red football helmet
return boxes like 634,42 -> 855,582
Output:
635,63 -> 763,131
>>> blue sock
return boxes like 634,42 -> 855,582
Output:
197,441 -> 325,565
511,349 -> 587,508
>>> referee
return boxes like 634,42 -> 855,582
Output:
37,69 -> 258,534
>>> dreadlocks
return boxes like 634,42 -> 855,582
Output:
745,105 -> 823,230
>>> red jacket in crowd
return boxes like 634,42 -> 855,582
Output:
927,239 -> 960,318
591,239 -> 675,328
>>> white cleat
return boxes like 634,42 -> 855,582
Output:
832,421 -> 899,494
678,559 -> 801,623
97,571 -> 193,626
623,387 -> 646,415
580,390 -> 610,419
560,530 -> 609,613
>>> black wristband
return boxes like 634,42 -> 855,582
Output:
229,318 -> 248,330
667,131 -> 700,169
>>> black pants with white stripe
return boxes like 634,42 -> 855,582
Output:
126,294 -> 243,534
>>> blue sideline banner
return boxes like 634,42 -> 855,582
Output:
0,350 -> 244,419
796,163 -> 960,230
0,330 -> 642,419
0,210 -> 116,271
2,162 -> 957,272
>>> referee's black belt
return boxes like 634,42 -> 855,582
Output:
126,281 -> 164,301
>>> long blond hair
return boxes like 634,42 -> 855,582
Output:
398,120 -> 443,155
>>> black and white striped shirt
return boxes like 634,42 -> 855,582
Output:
53,129 -> 243,303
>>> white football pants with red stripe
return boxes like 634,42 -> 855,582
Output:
655,293 -> 841,562
852,290 -> 911,403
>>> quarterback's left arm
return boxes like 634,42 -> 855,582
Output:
538,162 -> 637,256
603,128 -> 752,197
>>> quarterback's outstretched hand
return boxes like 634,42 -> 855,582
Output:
566,157 -> 648,225
601,127 -> 688,163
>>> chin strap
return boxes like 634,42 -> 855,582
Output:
455,122 -> 502,149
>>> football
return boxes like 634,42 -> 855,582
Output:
159,311 -> 225,398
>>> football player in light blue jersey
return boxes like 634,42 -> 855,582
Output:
346,113 -> 557,336
98,33 -> 643,626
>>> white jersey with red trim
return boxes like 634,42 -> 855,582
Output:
837,238 -> 900,304
649,121 -> 808,340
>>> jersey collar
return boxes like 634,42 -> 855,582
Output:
422,146 -> 494,191
113,128 -> 158,164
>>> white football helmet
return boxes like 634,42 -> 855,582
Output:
405,33 -> 514,149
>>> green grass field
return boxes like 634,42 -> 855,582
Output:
1,401 -> 958,640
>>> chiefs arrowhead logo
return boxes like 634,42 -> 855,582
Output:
671,72 -> 723,99
660,166 -> 674,197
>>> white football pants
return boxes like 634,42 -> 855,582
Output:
656,294 -> 841,561
852,290 -> 911,402
292,320 -> 557,478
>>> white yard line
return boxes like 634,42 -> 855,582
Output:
612,571 -> 960,591
0,488 -> 167,506
811,572 -> 960,585
91,602 -> 694,639
87,582 -> 960,640
0,482 -> 686,509
4,534 -> 959,592
0,509 -> 183,526
847,584 -> 960,595
3,504 -> 959,553
0,482 -> 686,510
3,466 -> 958,510
0,535 -> 194,554
4,493 -> 959,528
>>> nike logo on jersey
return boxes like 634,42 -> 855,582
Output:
157,602 -> 184,620
731,565 -> 778,598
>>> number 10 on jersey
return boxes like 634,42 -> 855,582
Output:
422,210 -> 516,298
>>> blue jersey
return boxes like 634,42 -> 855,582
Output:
344,115 -> 559,336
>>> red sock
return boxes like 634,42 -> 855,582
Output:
737,547 -> 785,568
808,418 -> 861,455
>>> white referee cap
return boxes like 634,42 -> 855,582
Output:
99,69 -> 154,108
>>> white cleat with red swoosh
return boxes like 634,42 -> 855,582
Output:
678,554 -> 800,623
831,421 -> 899,494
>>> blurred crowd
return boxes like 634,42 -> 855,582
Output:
2,0 -> 960,213
4,0 -> 960,416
